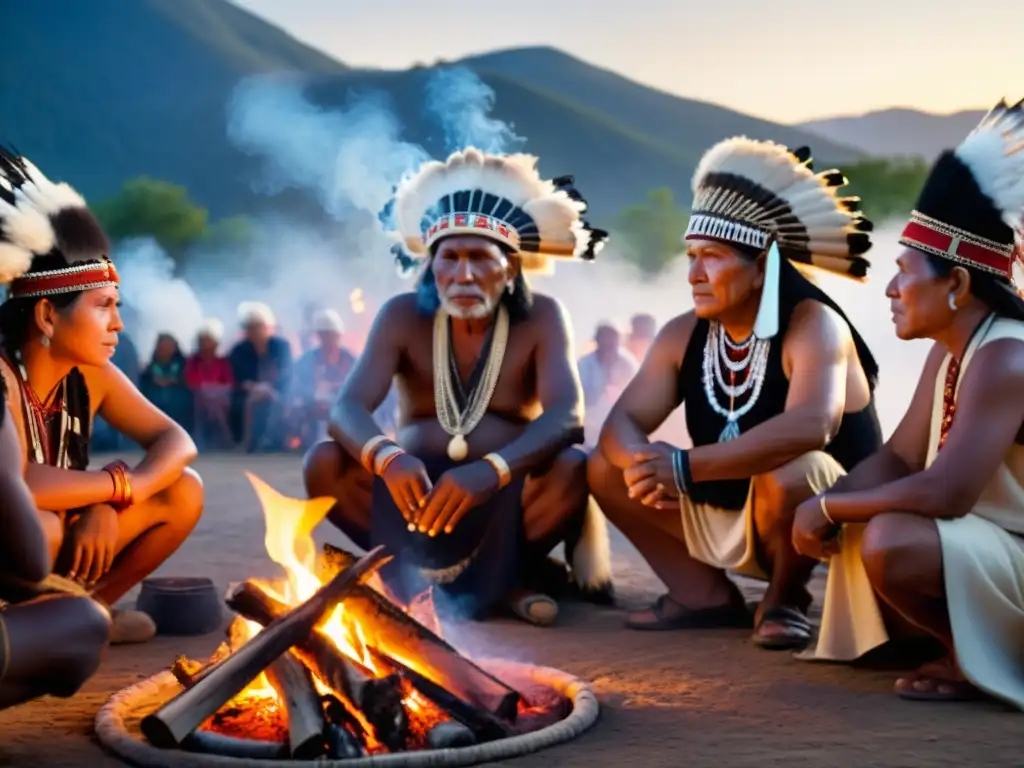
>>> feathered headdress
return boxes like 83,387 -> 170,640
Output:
0,146 -> 116,297
390,147 -> 608,275
899,98 -> 1024,292
684,137 -> 874,338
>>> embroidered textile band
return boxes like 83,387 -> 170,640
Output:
8,262 -> 120,299
899,211 -> 1014,280
423,213 -> 520,252
685,213 -> 769,250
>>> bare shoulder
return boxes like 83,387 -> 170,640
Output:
526,292 -> 571,328
376,292 -> 420,323
970,336 -> 1024,384
652,311 -> 697,365
80,362 -> 126,403
789,299 -> 851,346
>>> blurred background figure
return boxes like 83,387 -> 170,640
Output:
185,319 -> 235,449
578,319 -> 640,448
289,308 -> 356,449
140,333 -> 193,432
228,301 -> 292,452
626,312 -> 658,364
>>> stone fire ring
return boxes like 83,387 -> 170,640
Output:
95,659 -> 599,767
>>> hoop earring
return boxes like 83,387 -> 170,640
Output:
40,335 -> 51,348
947,293 -> 958,312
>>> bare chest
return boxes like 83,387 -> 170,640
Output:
398,323 -> 539,416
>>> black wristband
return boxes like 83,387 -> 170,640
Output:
672,449 -> 692,496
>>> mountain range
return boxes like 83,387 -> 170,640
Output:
4,0 -> 976,221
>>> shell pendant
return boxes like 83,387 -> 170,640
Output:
718,418 -> 741,442
447,434 -> 469,462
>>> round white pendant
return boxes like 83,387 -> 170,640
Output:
447,434 -> 468,462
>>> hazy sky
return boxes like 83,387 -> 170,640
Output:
233,0 -> 1017,123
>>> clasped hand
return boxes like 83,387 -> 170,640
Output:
622,442 -> 680,510
381,454 -> 501,537
791,496 -> 842,561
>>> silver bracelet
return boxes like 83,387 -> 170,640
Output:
819,495 -> 837,525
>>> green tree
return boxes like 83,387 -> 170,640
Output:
199,215 -> 255,249
94,177 -> 209,257
615,187 -> 690,278
840,157 -> 930,224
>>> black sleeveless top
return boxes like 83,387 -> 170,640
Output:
677,259 -> 883,511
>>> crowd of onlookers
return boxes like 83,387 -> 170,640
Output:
94,302 -> 396,454
95,305 -> 659,454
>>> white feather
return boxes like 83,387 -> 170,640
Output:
955,108 -> 1024,229
570,497 -> 613,590
0,241 -> 33,284
392,147 -> 597,270
16,157 -> 88,216
0,195 -> 56,255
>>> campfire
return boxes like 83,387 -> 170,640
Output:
137,475 -> 573,761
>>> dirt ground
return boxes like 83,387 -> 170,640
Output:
0,453 -> 1018,767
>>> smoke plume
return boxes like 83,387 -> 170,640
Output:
423,67 -> 526,154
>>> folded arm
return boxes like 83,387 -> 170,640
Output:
598,313 -> 692,469
825,339 -> 1024,523
688,301 -> 850,483
27,364 -> 198,511
494,296 -> 584,478
329,297 -> 405,461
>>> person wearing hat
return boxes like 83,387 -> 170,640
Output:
0,147 -> 203,645
304,148 -> 613,625
290,308 -> 357,448
227,301 -> 293,451
185,319 -> 235,448
794,99 -> 1024,708
588,136 -> 883,649
577,318 -> 640,448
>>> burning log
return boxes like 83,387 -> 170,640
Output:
322,695 -> 367,758
140,545 -> 389,749
265,653 -> 327,759
227,580 -> 409,751
318,543 -> 521,721
367,648 -> 513,743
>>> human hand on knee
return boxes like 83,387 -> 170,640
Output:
66,505 -> 119,584
792,496 -> 841,560
623,442 -> 678,508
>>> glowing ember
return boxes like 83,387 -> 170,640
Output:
181,473 -> 568,756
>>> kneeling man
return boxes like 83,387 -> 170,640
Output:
305,149 -> 612,625
588,137 -> 884,648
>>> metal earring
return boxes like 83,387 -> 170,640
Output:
948,293 -> 958,312
506,280 -> 515,295
40,335 -> 51,348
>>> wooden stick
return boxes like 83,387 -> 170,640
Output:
367,647 -> 513,742
265,652 -> 327,759
227,580 -> 408,751
318,543 -> 521,720
140,545 -> 389,748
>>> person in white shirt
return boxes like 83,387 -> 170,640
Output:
578,320 -> 639,447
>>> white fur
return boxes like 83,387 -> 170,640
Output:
237,301 -> 276,328
0,194 -> 56,256
392,147 -> 593,271
570,497 -> 613,590
955,103 -> 1024,229
0,241 -> 33,284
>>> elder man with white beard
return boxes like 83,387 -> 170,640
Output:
303,149 -> 613,626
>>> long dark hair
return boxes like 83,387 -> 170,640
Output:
0,253 -> 98,359
415,254 -> 534,323
924,252 -> 1024,322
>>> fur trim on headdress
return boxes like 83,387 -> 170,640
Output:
900,98 -> 1023,285
0,146 -> 109,286
390,148 -> 608,274
685,138 -> 873,279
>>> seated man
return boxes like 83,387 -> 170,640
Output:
588,137 -> 883,649
0,148 -> 204,645
1,380 -> 111,710
795,100 -> 1024,709
305,148 -> 613,625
